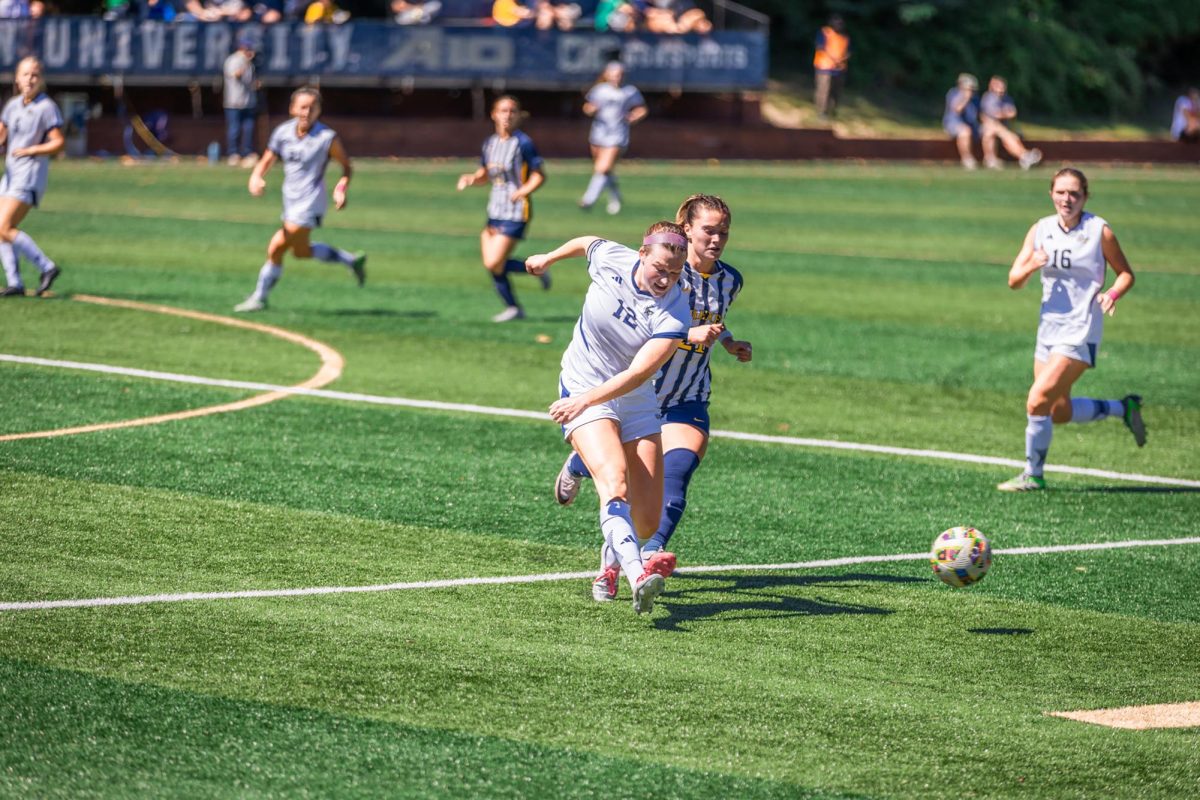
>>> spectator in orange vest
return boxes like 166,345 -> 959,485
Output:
813,15 -> 850,120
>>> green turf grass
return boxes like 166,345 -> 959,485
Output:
1,160 -> 1198,798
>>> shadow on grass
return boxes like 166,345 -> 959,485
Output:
1056,486 -> 1200,494
652,572 -> 921,632
316,308 -> 437,319
968,627 -> 1035,635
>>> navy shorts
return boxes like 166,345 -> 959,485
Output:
488,219 -> 527,240
661,399 -> 710,434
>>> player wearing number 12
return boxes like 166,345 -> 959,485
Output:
997,168 -> 1145,492
525,223 -> 692,614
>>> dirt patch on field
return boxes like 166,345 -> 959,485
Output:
1048,702 -> 1200,729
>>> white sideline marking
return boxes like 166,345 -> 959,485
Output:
3,353 -> 1198,489
2,537 -> 1198,613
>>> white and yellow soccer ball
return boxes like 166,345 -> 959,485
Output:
930,526 -> 991,588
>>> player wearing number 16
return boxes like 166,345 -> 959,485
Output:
997,168 -> 1145,492
525,223 -> 692,615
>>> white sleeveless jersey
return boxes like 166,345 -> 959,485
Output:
654,260 -> 744,409
586,83 -> 645,148
1033,211 -> 1108,346
267,118 -> 337,225
1,93 -> 62,201
560,239 -> 691,403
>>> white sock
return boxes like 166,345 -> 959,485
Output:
599,542 -> 620,573
581,173 -> 607,206
254,261 -> 282,301
310,242 -> 354,266
600,499 -> 644,589
605,174 -> 621,203
1,243 -> 21,288
12,231 -> 53,272
1025,414 -> 1053,477
1070,398 -> 1123,423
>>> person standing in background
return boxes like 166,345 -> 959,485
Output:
223,37 -> 259,168
813,14 -> 850,120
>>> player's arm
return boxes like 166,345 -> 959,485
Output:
1008,223 -> 1046,289
510,167 -> 544,204
1096,225 -> 1135,316
248,149 -> 277,196
328,136 -> 352,209
548,336 -> 680,423
627,104 -> 648,125
0,121 -> 8,149
525,235 -> 601,275
721,332 -> 753,362
456,165 -> 487,190
12,126 -> 63,158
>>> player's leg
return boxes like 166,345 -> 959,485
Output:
999,353 -> 1088,490
0,198 -> 57,295
309,234 -> 366,286
572,419 -> 634,599
481,227 -> 530,321
236,224 -> 300,311
581,145 -> 618,209
621,431 -> 670,613
642,421 -> 707,560
0,242 -> 21,295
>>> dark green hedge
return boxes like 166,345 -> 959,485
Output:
749,0 -> 1200,116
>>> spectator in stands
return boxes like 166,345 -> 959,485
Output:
223,37 -> 258,167
103,0 -> 133,20
813,14 -> 850,120
594,0 -> 642,32
0,0 -> 43,17
979,75 -> 1042,170
536,0 -> 581,30
304,0 -> 348,23
139,0 -> 177,21
492,0 -> 535,26
1170,87 -> 1200,143
943,72 -> 980,170
643,0 -> 710,34
251,0 -> 287,23
181,0 -> 252,21
392,0 -> 440,24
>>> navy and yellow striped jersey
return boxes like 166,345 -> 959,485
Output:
482,130 -> 543,223
654,260 -> 745,410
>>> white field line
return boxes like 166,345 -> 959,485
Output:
3,353 -> 1198,489
1,537 -> 1198,613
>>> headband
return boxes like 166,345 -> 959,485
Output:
642,232 -> 688,249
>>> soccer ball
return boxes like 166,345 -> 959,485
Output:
930,526 -> 991,588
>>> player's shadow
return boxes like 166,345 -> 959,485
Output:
652,572 -> 920,632
319,308 -> 437,319
968,627 -> 1035,635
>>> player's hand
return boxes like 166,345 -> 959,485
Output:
1096,291 -> 1118,317
332,178 -> 349,210
456,174 -> 474,191
248,174 -> 266,196
688,323 -> 725,347
724,339 -> 753,362
548,396 -> 588,424
1031,247 -> 1049,269
525,254 -> 552,275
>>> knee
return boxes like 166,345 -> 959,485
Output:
591,466 -> 627,503
1026,390 -> 1053,416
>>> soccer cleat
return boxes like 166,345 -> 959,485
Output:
350,251 -> 367,286
1121,394 -> 1146,448
643,551 -> 676,579
984,158 -> 1003,170
1019,148 -> 1043,170
491,305 -> 524,323
592,567 -> 619,602
577,199 -> 593,211
996,472 -> 1047,492
554,456 -> 582,506
1,285 -> 25,297
234,296 -> 267,313
605,198 -> 622,215
632,570 -> 665,615
36,266 -> 60,296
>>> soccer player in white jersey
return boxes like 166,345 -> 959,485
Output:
555,195 -> 752,575
525,221 -> 691,614
998,168 -> 1145,491
456,95 -> 549,323
234,87 -> 365,312
0,56 -> 64,298
579,61 -> 646,215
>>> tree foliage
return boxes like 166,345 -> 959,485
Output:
748,0 -> 1200,116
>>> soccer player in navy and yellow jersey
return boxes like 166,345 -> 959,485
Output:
234,87 -> 366,312
456,95 -> 549,323
0,56 -> 65,298
555,195 -> 752,575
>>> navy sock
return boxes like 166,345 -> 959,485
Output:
503,259 -> 527,274
645,448 -> 701,552
491,272 -> 519,307
568,452 -> 590,479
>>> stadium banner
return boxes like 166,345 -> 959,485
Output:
0,18 -> 766,91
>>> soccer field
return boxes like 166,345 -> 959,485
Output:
1,159 -> 1198,798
